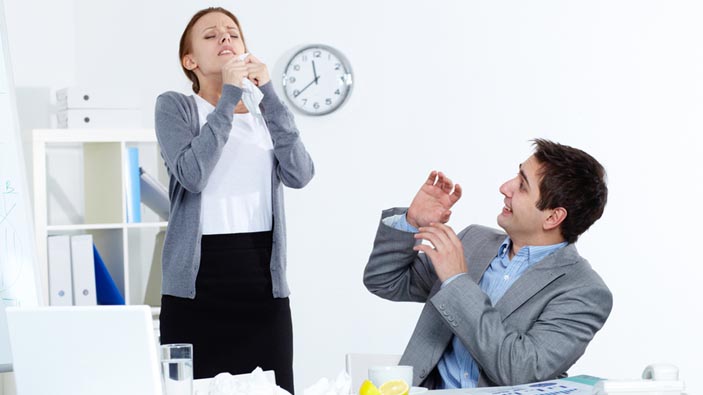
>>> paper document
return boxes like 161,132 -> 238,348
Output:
461,376 -> 596,395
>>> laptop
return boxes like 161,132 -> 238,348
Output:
6,305 -> 162,395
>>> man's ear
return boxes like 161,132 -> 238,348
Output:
182,54 -> 197,71
544,207 -> 567,231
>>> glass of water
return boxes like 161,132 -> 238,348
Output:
161,343 -> 193,395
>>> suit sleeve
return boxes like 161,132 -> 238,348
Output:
363,207 -> 442,302
429,264 -> 613,386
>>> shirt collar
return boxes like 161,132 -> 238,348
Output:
497,237 -> 568,268
193,94 -> 215,111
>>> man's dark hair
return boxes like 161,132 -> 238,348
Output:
532,139 -> 608,243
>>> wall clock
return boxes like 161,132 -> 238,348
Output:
281,44 -> 353,116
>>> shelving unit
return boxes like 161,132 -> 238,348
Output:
32,129 -> 167,312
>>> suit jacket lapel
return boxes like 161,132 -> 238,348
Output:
494,244 -> 581,319
467,238 -> 503,284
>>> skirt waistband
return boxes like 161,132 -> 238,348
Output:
201,230 -> 273,250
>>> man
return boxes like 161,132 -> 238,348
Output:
364,139 -> 612,389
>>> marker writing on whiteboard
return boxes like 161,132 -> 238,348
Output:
0,180 -> 17,225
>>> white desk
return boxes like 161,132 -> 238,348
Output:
195,376 -> 594,395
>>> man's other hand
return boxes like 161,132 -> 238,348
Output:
413,223 -> 467,282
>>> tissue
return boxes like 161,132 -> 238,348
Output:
237,53 -> 264,116
304,370 -> 352,395
208,367 -> 290,395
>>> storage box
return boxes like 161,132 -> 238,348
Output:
56,109 -> 143,128
56,87 -> 140,109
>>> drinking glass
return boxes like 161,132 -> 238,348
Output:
161,343 -> 193,395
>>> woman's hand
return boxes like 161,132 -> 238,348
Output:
244,54 -> 271,86
222,57 -> 249,88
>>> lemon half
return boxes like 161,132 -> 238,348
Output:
379,380 -> 410,395
359,380 -> 381,395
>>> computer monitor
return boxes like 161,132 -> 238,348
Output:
6,305 -> 162,395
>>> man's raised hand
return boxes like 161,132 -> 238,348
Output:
406,171 -> 462,228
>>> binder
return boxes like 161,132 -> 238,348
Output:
125,147 -> 141,222
93,245 -> 125,305
139,167 -> 169,220
143,230 -> 165,306
70,234 -> 97,305
47,235 -> 73,306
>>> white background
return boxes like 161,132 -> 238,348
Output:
4,0 -> 703,393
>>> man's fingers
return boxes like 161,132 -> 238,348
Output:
450,183 -> 463,203
413,244 -> 437,259
441,175 -> 453,194
440,210 -> 451,223
415,225 -> 450,251
436,172 -> 445,188
434,171 -> 454,194
425,170 -> 438,186
430,222 -> 463,248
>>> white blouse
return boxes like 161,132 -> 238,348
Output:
194,94 -> 274,235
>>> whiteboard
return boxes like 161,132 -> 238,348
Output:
0,0 -> 42,372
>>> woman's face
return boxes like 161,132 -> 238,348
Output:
183,12 -> 246,78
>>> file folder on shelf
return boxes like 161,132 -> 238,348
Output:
70,234 -> 97,306
47,235 -> 73,306
125,147 -> 141,223
93,245 -> 125,305
139,167 -> 169,220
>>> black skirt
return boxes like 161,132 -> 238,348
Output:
160,231 -> 294,393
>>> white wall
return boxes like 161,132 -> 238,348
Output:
5,0 -> 703,394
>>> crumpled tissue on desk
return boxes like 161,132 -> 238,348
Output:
304,370 -> 352,395
208,367 -> 290,395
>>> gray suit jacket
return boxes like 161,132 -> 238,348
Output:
364,208 -> 612,388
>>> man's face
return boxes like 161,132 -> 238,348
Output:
497,155 -> 553,243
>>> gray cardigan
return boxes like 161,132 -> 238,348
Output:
154,82 -> 314,299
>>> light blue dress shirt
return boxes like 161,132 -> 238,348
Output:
383,213 -> 567,388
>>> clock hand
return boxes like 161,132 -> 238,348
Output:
294,76 -> 320,98
312,60 -> 319,85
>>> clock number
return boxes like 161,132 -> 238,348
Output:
293,89 -> 300,97
293,64 -> 300,71
302,54 -> 308,62
313,102 -> 320,109
288,77 -> 296,84
301,98 -> 307,106
335,89 -> 341,95
325,98 -> 332,105
313,50 -> 321,58
334,63 -> 341,70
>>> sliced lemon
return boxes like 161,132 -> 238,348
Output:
379,380 -> 410,395
359,379 -> 382,395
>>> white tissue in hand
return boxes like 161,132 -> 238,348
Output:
303,370 -> 351,395
237,53 -> 264,116
208,367 -> 290,395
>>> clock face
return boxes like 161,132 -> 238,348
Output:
282,45 -> 353,116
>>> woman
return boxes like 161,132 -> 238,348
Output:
155,7 -> 314,393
